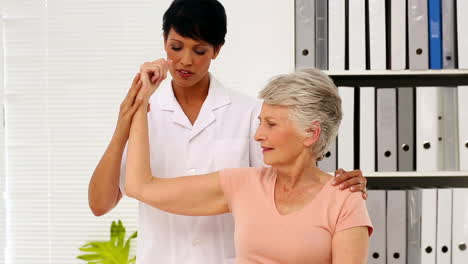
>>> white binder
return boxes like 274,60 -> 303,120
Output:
366,190 -> 386,264
315,0 -> 327,70
408,189 -> 422,263
452,188 -> 468,264
436,188 -> 452,264
397,87 -> 415,171
386,190 -> 406,264
295,0 -> 315,69
407,188 -> 437,264
458,86 -> 468,171
439,87 -> 459,171
359,87 -> 375,172
328,0 -> 345,70
338,86 -> 354,170
391,0 -> 407,70
368,0 -> 386,70
421,189 -> 437,264
457,0 -> 468,69
376,88 -> 397,171
348,0 -> 366,70
408,0 -> 429,70
442,0 -> 456,69
416,87 -> 440,171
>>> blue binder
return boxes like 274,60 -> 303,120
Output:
428,0 -> 442,69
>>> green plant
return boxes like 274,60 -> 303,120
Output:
77,220 -> 137,264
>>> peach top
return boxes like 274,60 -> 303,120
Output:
219,167 -> 373,264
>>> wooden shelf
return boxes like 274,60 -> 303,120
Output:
324,69 -> 468,87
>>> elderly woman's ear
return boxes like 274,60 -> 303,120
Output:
303,121 -> 321,147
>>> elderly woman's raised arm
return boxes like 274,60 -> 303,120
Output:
124,84 -> 229,216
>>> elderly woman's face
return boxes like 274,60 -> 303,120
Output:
254,103 -> 306,166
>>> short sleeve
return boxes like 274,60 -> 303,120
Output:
335,192 -> 374,236
219,168 -> 254,211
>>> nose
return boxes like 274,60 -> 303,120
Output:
254,125 -> 265,142
180,49 -> 192,66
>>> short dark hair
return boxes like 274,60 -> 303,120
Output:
163,0 -> 227,48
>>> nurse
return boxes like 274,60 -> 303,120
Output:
88,0 -> 368,263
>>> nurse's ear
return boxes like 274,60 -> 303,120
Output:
212,45 -> 223,60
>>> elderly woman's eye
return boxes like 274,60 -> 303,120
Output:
268,123 -> 276,127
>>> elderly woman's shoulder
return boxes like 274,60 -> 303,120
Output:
325,180 -> 366,204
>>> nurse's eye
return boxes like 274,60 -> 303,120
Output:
194,50 -> 206,55
171,46 -> 182,51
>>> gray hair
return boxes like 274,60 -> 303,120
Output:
258,68 -> 342,160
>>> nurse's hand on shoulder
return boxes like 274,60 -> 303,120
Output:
138,58 -> 173,100
332,169 -> 368,200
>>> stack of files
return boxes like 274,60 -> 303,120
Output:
295,0 -> 465,70
366,188 -> 468,263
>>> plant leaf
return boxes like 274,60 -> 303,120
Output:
76,254 -> 102,261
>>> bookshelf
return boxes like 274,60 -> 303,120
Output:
327,71 -> 468,188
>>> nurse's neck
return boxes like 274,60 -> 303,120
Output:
172,73 -> 210,106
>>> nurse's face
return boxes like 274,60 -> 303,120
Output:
164,28 -> 221,88
254,104 -> 307,166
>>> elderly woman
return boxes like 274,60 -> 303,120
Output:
125,68 -> 373,263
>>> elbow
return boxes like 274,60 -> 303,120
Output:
90,207 -> 107,217
89,202 -> 110,217
124,177 -> 140,200
88,192 -> 118,216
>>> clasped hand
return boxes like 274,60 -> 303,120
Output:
136,58 -> 172,102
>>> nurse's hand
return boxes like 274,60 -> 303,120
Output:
138,59 -> 172,100
332,169 -> 368,200
115,73 -> 145,139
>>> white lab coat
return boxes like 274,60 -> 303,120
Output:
120,73 -> 263,264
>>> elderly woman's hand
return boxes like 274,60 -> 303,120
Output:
332,169 -> 368,200
138,59 -> 172,100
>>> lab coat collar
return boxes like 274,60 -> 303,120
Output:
156,73 -> 231,140
157,73 -> 230,111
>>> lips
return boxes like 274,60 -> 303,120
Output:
176,69 -> 194,79
262,147 -> 274,152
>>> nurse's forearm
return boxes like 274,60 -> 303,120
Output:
125,101 -> 152,199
